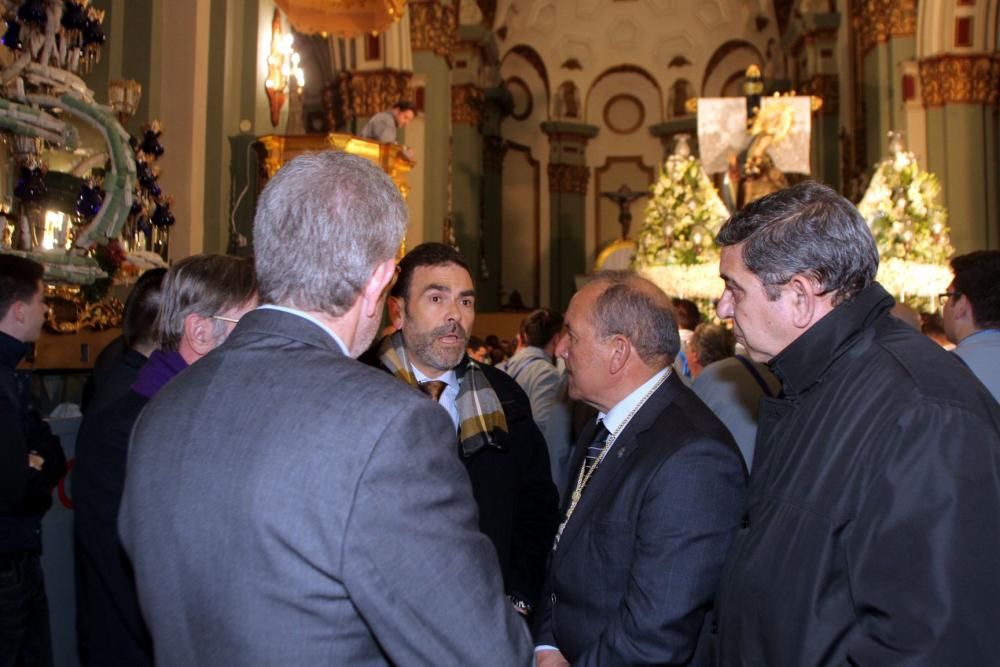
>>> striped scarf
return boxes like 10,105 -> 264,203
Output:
378,331 -> 508,457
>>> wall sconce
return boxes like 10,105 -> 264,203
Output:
264,9 -> 305,127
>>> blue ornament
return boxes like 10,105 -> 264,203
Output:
152,202 -> 175,228
140,130 -> 164,157
61,2 -> 88,31
75,183 -> 104,219
17,0 -> 46,27
13,166 -> 46,202
137,215 -> 152,236
82,18 -> 105,46
2,19 -> 22,50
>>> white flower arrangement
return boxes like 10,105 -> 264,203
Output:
857,132 -> 953,266
635,136 -> 730,269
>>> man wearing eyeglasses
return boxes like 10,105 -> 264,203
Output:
941,250 -> 1000,402
74,254 -> 256,666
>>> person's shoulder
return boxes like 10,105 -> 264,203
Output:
481,363 -> 530,403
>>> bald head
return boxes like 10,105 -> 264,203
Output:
586,271 -> 680,367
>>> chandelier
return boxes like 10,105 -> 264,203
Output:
273,0 -> 407,39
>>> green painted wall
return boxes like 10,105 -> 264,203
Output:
413,52 -> 450,245
451,124 -> 481,278
550,190 -> 586,312
943,105 -> 994,252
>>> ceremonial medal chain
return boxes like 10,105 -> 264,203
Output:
553,369 -> 670,550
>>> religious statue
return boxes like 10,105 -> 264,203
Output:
601,184 -> 648,240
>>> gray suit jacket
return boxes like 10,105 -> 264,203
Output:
119,309 -> 532,665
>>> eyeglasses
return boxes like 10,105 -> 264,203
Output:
211,315 -> 241,324
938,291 -> 961,303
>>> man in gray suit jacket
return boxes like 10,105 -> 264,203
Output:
118,151 -> 533,665
533,272 -> 747,666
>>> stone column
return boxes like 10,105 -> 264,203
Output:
410,0 -> 457,246
920,55 -> 1000,250
856,0 -> 917,167
542,121 -> 599,311
477,86 -> 511,311
786,11 -> 841,189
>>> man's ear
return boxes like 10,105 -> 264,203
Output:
361,259 -> 397,319
786,275 -> 828,329
607,335 -> 631,375
953,294 -> 974,323
183,313 -> 216,356
388,296 -> 404,330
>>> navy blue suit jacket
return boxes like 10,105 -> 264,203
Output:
534,372 -> 747,665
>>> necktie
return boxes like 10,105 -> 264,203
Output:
582,421 -> 610,476
418,380 -> 448,402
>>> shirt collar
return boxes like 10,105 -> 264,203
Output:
256,305 -> 350,356
413,365 -> 458,390
599,366 -> 670,434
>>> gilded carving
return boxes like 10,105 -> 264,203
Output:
806,74 -> 839,115
920,55 -> 1000,107
452,84 -> 484,125
855,0 -> 915,55
548,163 -> 590,195
334,70 -> 412,124
410,0 -> 458,59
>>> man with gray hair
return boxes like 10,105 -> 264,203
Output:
713,181 -> 1000,664
119,152 -> 532,665
534,271 -> 746,666
75,254 -> 256,666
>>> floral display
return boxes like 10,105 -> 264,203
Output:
634,135 -> 730,269
857,132 -> 953,301
634,135 -> 730,300
858,132 -> 953,264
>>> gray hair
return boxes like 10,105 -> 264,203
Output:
588,271 -> 680,366
253,151 -> 407,315
155,254 -> 257,351
716,181 -> 878,305
689,323 -> 736,368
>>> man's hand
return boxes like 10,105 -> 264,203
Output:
536,649 -> 569,666
28,451 -> 44,471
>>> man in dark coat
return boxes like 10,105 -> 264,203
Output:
714,181 -> 1000,665
73,255 -> 256,666
532,272 -> 746,666
366,242 -> 559,617
0,254 -> 66,666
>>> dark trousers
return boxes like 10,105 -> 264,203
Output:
0,553 -> 53,667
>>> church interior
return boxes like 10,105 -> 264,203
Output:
1,2 -> 998,663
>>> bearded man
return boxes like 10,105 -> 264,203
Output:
367,242 -> 559,619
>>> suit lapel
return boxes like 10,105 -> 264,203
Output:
554,374 -> 683,563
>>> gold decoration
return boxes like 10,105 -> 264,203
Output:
43,283 -> 123,333
334,70 -> 412,124
274,0 -> 407,39
451,84 -> 483,125
548,164 -> 589,194
806,74 -> 838,115
256,133 -> 413,199
920,55 -> 1000,107
409,0 -> 457,59
856,0 -> 916,55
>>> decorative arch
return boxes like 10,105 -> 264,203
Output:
501,44 -> 550,106
702,40 -> 764,95
584,64 -> 664,124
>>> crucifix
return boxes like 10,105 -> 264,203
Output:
600,184 -> 649,240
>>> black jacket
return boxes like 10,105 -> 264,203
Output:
365,349 -> 560,608
716,284 -> 1000,665
0,331 -> 66,554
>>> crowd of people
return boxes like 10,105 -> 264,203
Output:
1,152 -> 999,666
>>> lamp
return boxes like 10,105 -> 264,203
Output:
108,79 -> 142,126
264,9 -> 305,127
